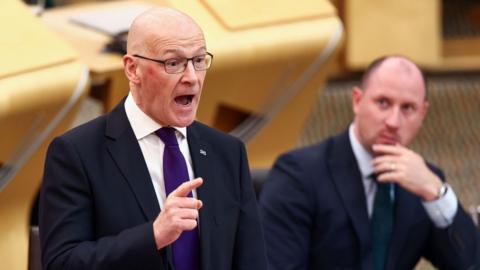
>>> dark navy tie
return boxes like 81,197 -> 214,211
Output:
156,127 -> 200,270
371,174 -> 394,270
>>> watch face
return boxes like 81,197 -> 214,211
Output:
439,183 -> 448,198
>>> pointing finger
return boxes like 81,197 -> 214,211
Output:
170,177 -> 203,198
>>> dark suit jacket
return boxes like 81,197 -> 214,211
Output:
260,131 -> 478,270
39,100 -> 267,270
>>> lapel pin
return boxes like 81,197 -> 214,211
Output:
200,149 -> 207,156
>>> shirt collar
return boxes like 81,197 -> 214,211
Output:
124,92 -> 187,140
348,124 -> 374,179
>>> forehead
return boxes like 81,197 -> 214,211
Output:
150,32 -> 206,56
147,14 -> 206,55
365,59 -> 426,102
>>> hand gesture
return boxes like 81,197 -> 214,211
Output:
153,177 -> 203,249
372,144 -> 442,201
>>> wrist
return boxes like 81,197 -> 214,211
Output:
420,174 -> 442,201
424,181 -> 448,201
152,220 -> 162,250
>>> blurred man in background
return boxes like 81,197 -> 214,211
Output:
260,55 -> 478,270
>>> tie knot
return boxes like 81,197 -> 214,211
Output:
369,173 -> 391,192
156,127 -> 178,146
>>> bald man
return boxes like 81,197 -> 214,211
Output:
260,56 -> 478,270
39,8 -> 267,270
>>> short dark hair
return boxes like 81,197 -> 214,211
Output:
360,55 -> 428,100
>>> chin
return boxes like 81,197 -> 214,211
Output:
173,118 -> 195,127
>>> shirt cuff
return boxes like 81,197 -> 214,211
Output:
422,183 -> 458,228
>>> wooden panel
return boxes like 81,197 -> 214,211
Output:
345,0 -> 441,70
0,0 -> 76,78
200,0 -> 335,30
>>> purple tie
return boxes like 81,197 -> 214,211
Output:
156,127 -> 200,270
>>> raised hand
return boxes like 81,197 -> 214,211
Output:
153,177 -> 203,249
372,144 -> 442,201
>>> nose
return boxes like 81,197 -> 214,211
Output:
180,60 -> 198,84
385,107 -> 401,129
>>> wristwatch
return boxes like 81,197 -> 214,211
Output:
437,183 -> 448,199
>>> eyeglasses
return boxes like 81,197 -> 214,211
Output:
133,52 -> 213,74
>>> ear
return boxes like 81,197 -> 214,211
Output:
420,100 -> 429,119
352,86 -> 363,114
123,55 -> 140,84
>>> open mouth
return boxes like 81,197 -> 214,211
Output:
174,95 -> 194,106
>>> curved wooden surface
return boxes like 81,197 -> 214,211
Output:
0,1 -> 89,269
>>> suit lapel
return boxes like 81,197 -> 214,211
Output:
328,132 -> 372,266
187,123 -> 215,270
104,101 -> 160,221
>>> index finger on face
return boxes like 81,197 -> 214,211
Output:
372,144 -> 402,156
170,177 -> 203,198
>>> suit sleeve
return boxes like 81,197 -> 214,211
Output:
259,153 -> 315,270
423,167 -> 479,270
39,137 -> 164,270
232,143 -> 268,269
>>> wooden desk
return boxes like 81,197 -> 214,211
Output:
42,0 -> 343,168
0,1 -> 89,269
41,1 -> 148,111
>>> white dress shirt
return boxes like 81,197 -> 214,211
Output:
124,93 -> 196,210
348,124 -> 458,228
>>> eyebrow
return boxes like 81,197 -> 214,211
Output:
161,46 -> 207,56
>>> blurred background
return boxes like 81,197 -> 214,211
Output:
1,0 -> 479,269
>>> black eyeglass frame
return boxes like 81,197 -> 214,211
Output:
132,52 -> 214,74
